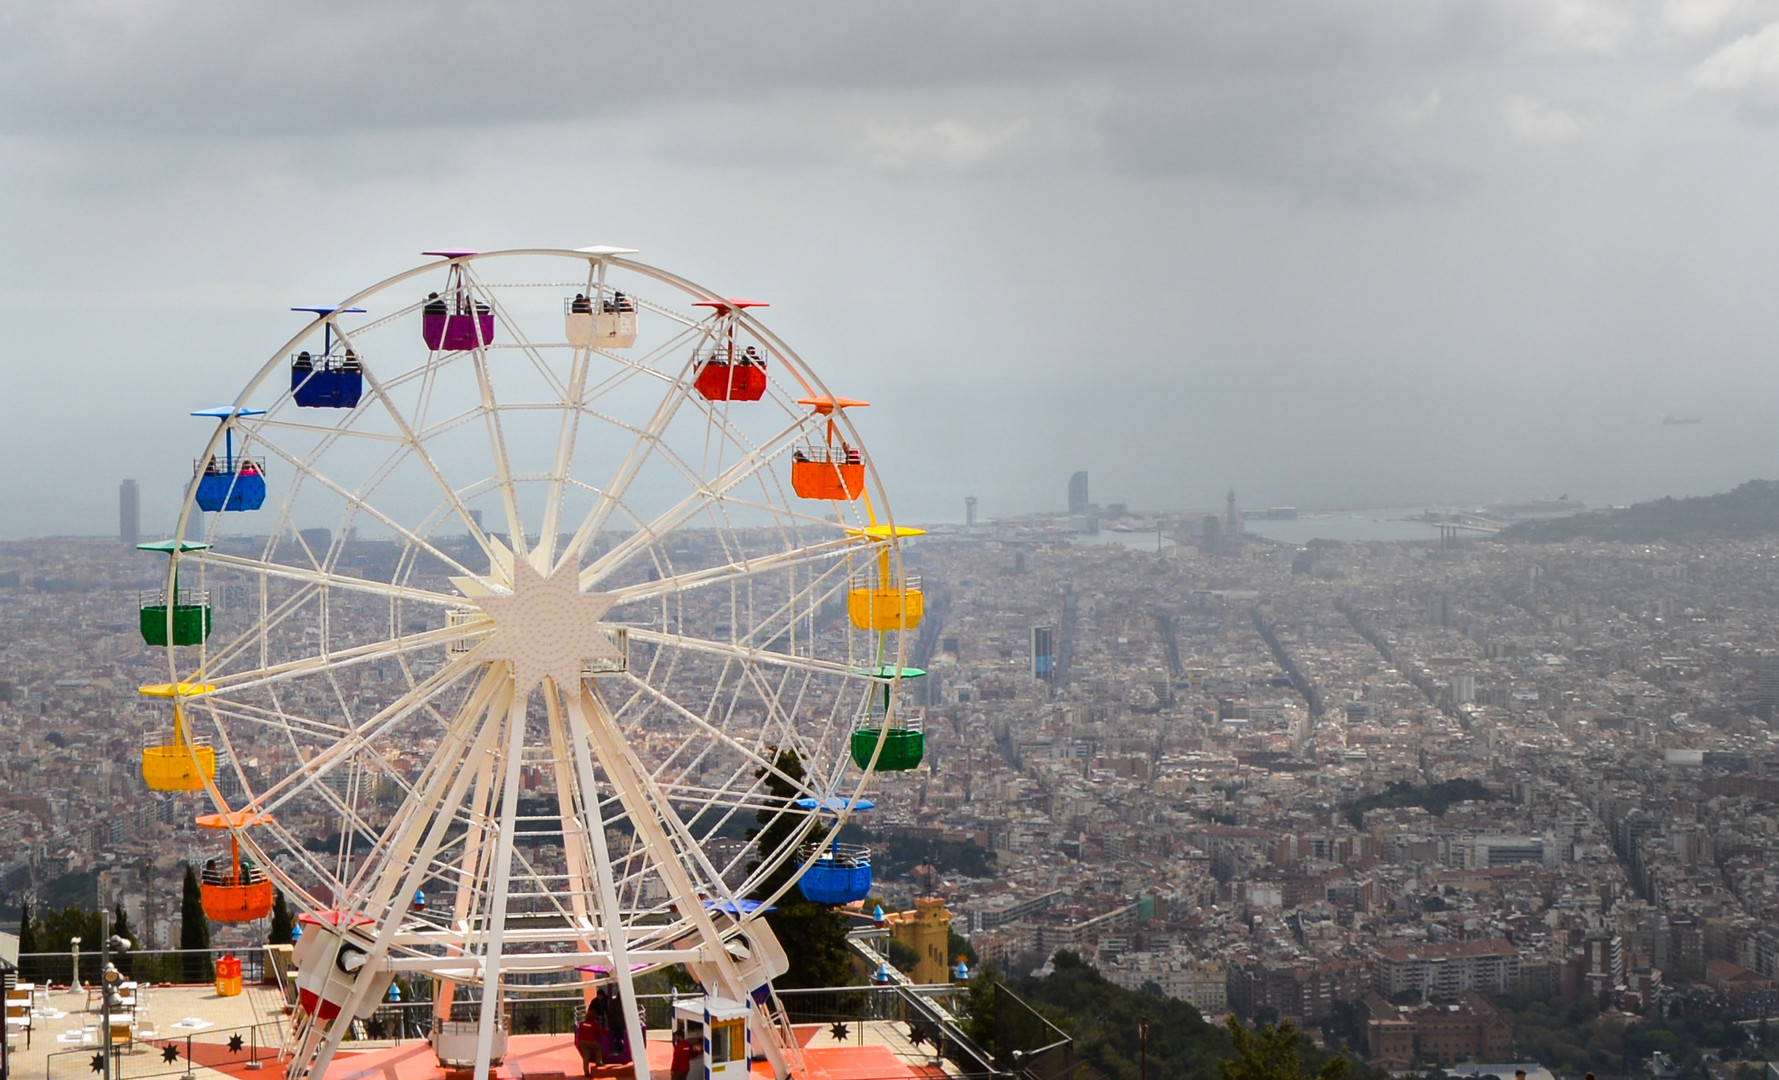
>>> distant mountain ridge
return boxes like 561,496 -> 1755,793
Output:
1497,479 -> 1779,542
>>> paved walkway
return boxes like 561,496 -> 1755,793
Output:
9,982 -> 287,1080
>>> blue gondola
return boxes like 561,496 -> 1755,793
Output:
798,843 -> 872,905
191,407 -> 268,513
289,306 -> 368,408
792,795 -> 876,905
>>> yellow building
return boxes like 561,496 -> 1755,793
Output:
886,897 -> 953,984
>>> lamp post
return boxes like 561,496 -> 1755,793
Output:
68,937 -> 80,996
98,910 -> 132,1080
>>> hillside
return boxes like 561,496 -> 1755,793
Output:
986,953 -> 1372,1080
1497,479 -> 1779,543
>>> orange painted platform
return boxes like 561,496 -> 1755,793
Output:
251,1028 -> 947,1080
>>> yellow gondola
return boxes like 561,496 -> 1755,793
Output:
138,682 -> 216,792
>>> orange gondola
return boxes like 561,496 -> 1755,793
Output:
196,811 -> 275,922
790,396 -> 869,500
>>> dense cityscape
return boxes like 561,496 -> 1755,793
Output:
14,473 -> 1779,1078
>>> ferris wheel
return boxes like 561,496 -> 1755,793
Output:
132,249 -> 928,1080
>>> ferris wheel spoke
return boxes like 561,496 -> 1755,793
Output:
555,363 -> 700,577
196,549 -> 462,608
534,334 -> 595,571
606,534 -> 860,607
579,417 -> 814,590
251,431 -> 485,582
197,621 -> 472,696
621,627 -> 860,681
350,349 -> 506,571
201,697 -> 352,739
248,650 -> 482,816
253,415 -> 408,444
613,670 -> 829,801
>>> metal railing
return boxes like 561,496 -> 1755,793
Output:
15,951 -> 264,990
42,1019 -> 284,1080
191,459 -> 264,477
137,588 -> 208,609
290,352 -> 362,373
793,445 -> 862,466
849,573 -> 922,592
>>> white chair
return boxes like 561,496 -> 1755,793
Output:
5,1000 -> 32,1048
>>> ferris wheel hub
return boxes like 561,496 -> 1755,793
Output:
463,557 -> 623,694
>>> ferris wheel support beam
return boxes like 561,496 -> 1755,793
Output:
436,732 -> 500,1026
560,677 -> 651,1080
470,682 -> 529,1080
298,666 -> 512,1080
542,687 -> 600,993
568,683 -> 795,1080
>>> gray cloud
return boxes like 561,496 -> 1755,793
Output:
8,0 -> 1779,536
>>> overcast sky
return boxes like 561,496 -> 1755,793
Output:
9,0 -> 1779,537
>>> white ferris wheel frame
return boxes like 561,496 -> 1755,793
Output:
147,249 -> 921,1080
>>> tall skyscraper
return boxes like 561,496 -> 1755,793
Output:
964,495 -> 978,527
1068,471 -> 1089,515
119,478 -> 140,546
1031,626 -> 1055,682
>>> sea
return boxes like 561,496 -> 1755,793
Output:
1074,509 -> 1470,549
1242,510 -> 1447,545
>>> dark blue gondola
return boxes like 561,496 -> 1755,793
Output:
290,306 -> 367,408
191,407 -> 268,513
291,356 -> 364,408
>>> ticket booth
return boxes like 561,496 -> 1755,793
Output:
675,997 -> 749,1080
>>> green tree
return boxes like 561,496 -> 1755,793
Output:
1011,952 -> 1234,1080
268,890 -> 294,945
1220,1017 -> 1350,1080
39,904 -> 102,985
961,964 -> 1000,1057
948,929 -> 978,968
885,938 -> 921,974
16,901 -> 39,982
746,746 -> 852,989
179,864 -> 213,983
